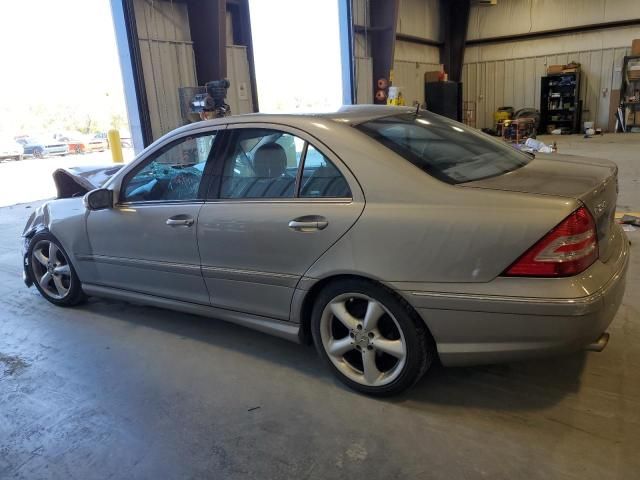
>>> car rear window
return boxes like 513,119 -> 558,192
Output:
355,113 -> 532,184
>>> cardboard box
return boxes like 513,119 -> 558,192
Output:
547,64 -> 564,74
632,39 -> 640,56
424,65 -> 444,84
424,71 -> 441,83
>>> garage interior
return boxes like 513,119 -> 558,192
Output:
1,0 -> 640,478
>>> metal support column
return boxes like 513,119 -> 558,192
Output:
187,0 -> 227,85
338,0 -> 355,105
369,0 -> 399,100
439,0 -> 471,82
109,0 -> 153,151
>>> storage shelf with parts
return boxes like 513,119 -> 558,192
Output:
540,72 -> 582,134
620,55 -> 640,131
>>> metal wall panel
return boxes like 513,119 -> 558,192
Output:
134,0 -> 197,139
353,0 -> 440,105
464,45 -> 631,129
355,57 -> 373,104
468,0 -> 640,41
392,59 -> 441,106
225,46 -> 253,115
397,0 -> 440,41
352,0 -> 369,27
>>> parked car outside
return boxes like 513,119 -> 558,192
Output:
21,106 -> 629,396
0,137 -> 24,161
53,133 -> 88,154
87,136 -> 109,152
16,137 -> 47,157
44,139 -> 70,156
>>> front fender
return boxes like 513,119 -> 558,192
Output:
22,204 -> 51,287
21,198 -> 89,286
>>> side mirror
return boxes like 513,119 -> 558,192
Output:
83,188 -> 113,210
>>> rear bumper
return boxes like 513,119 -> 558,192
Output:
403,230 -> 629,367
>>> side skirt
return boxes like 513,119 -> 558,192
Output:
82,283 -> 301,343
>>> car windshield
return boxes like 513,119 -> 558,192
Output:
355,113 -> 532,184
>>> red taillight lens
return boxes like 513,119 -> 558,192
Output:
504,206 -> 598,277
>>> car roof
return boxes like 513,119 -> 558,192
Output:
181,105 -> 421,131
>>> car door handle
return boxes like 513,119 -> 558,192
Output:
288,216 -> 328,232
166,215 -> 194,227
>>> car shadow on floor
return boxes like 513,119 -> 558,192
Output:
81,296 -> 586,410
403,353 -> 586,410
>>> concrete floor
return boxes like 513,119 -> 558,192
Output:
1,135 -> 639,479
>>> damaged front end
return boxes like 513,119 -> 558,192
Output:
22,165 -> 123,287
52,165 -> 123,198
21,204 -> 48,287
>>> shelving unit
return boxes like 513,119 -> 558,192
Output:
540,72 -> 582,134
620,55 -> 640,132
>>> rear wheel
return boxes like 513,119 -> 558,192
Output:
311,279 -> 435,396
27,232 -> 85,306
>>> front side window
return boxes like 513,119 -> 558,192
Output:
356,113 -> 532,184
122,133 -> 216,202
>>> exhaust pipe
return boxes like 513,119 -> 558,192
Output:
585,332 -> 610,352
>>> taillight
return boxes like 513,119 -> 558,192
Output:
503,206 -> 598,277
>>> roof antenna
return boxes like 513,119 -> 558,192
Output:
415,103 -> 420,116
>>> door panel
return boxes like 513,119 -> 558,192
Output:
84,203 -> 209,304
197,125 -> 364,320
82,130 -> 220,304
197,201 -> 363,320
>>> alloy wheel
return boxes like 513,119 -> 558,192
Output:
31,240 -> 72,300
319,293 -> 407,387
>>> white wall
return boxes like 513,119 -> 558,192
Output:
464,0 -> 640,129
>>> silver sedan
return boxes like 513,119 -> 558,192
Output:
22,105 -> 629,396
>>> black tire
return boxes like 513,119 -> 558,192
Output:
311,278 -> 435,396
27,232 -> 86,307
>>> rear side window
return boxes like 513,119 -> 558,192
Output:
218,129 -> 303,199
300,145 -> 351,198
356,113 -> 531,184
214,128 -> 351,200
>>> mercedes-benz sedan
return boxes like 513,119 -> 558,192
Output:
22,105 -> 629,396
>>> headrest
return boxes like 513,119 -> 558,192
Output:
254,143 -> 287,178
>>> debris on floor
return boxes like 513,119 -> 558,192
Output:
619,215 -> 640,231
516,137 -> 555,154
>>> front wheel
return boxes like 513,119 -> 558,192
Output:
27,232 -> 85,306
311,279 -> 435,396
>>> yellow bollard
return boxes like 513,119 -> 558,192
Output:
108,129 -> 123,164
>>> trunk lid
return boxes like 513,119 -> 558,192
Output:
461,154 -> 619,262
